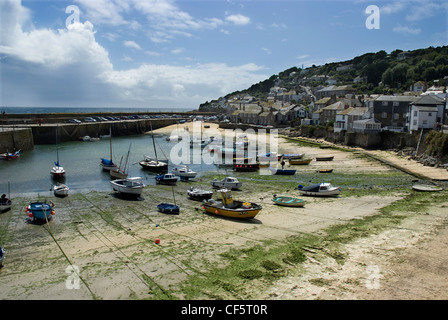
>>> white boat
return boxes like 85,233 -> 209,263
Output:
172,166 -> 197,179
187,187 -> 213,201
51,126 -> 66,180
110,177 -> 144,196
53,183 -> 69,197
211,177 -> 242,190
83,136 -> 100,142
298,182 -> 341,197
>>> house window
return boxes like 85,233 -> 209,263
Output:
382,101 -> 388,106
428,113 -> 432,117
394,113 -> 399,120
382,112 -> 387,118
423,120 -> 428,125
414,111 -> 418,116
413,120 -> 417,125
393,101 -> 399,107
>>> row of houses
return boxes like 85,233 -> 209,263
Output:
223,84 -> 447,133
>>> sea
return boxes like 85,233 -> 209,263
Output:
0,106 -> 222,197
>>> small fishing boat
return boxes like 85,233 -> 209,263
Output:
202,189 -> 262,219
53,183 -> 69,197
316,156 -> 334,161
317,169 -> 333,173
110,177 -> 144,196
100,129 -> 118,171
25,200 -> 55,222
187,187 -> 213,201
281,153 -> 304,160
157,203 -> 180,214
257,152 -> 280,162
0,181 -> 12,213
155,173 -> 178,185
412,184 -> 443,192
272,195 -> 306,207
139,157 -> 168,172
172,166 -> 197,179
211,177 -> 242,190
289,158 -> 312,165
3,150 -> 20,160
269,166 -> 296,175
298,182 -> 341,197
83,136 -> 100,142
0,194 -> 12,212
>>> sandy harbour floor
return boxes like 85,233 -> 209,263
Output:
0,122 -> 447,301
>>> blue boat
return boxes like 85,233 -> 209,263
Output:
26,200 -> 55,221
157,203 -> 180,214
269,166 -> 296,175
155,173 -> 178,185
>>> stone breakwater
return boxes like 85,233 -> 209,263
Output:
0,118 -> 181,153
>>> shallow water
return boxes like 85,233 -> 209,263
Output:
0,134 -> 220,197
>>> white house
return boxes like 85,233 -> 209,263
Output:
334,107 -> 369,133
408,95 -> 445,132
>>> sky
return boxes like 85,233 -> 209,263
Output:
0,0 -> 447,110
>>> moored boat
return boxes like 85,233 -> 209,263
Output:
316,156 -> 334,161
3,150 -> 20,160
289,158 -> 312,165
172,166 -> 197,179
211,177 -> 242,190
25,200 -> 55,222
155,173 -> 178,185
53,183 -> 69,197
0,246 -> 4,268
317,169 -> 333,173
281,153 -> 304,160
0,194 -> 12,212
272,195 -> 306,207
233,163 -> 259,172
269,166 -> 296,175
412,184 -> 443,192
187,187 -> 213,201
298,182 -> 341,197
202,189 -> 262,219
157,203 -> 180,214
110,177 -> 144,196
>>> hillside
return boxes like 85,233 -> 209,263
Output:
199,45 -> 448,111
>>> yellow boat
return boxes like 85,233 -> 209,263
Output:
202,189 -> 262,219
289,158 -> 312,165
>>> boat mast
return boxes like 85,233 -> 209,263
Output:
55,125 -> 60,167
150,122 -> 158,162
109,127 -> 113,162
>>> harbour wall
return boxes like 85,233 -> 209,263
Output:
0,118 -> 179,153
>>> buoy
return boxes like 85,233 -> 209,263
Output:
155,224 -> 159,227
155,238 -> 160,244
215,210 -> 219,214
28,212 -> 33,218
51,211 -> 55,215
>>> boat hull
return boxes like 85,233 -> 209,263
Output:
139,161 -> 168,172
157,203 -> 180,214
26,201 -> 54,221
272,196 -> 305,207
316,156 -> 334,161
0,199 -> 12,212
110,177 -> 144,196
203,204 -> 261,219
53,185 -> 69,197
289,158 -> 312,165
187,189 -> 213,201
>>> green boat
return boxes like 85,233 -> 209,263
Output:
272,195 -> 306,207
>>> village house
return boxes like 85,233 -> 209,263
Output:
334,107 -> 370,133
353,118 -> 382,133
369,95 -> 418,131
321,101 -> 346,125
409,81 -> 426,93
315,85 -> 356,100
408,95 -> 446,132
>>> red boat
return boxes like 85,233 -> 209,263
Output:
2,150 -> 20,160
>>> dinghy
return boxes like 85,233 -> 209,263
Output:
272,195 -> 306,207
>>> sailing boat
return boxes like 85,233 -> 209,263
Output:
139,122 -> 168,172
50,126 -> 65,180
110,143 -> 131,179
100,128 -> 118,171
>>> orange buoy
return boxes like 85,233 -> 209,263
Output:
51,211 -> 55,216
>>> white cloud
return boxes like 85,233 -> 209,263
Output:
123,40 -> 142,50
393,24 -> 421,35
261,47 -> 272,55
171,47 -> 185,54
225,14 -> 250,26
0,0 -> 266,109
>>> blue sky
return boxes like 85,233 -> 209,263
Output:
0,0 -> 447,110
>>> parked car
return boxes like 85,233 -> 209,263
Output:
84,117 -> 96,122
68,119 -> 81,123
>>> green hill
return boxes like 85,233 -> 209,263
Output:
199,45 -> 448,111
